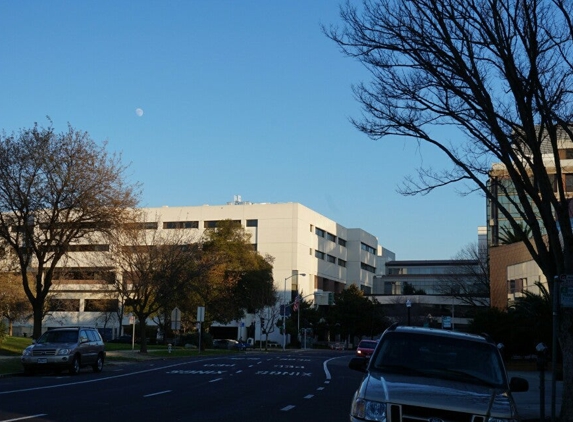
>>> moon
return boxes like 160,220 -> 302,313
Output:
135,108 -> 144,117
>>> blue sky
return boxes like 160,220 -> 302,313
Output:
0,1 -> 484,260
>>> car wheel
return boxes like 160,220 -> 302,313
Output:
92,354 -> 104,373
69,355 -> 81,375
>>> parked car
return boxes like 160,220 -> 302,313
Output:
21,326 -> 106,375
212,339 -> 245,350
348,325 -> 529,421
355,339 -> 378,358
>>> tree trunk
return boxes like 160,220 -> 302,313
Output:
138,317 -> 148,353
32,304 -> 43,339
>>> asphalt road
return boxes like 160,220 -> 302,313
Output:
0,350 -> 363,422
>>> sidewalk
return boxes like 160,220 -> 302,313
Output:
509,370 -> 563,421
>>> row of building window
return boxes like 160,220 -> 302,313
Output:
313,226 -> 347,247
314,249 -> 346,267
12,218 -> 261,233
361,242 -> 376,254
361,263 -> 376,273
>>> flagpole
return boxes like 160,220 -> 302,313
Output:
295,295 -> 302,349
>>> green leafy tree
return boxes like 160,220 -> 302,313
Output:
0,122 -> 139,339
403,282 -> 426,295
329,285 -> 390,343
182,220 -> 275,329
0,272 -> 31,336
326,1 -> 573,416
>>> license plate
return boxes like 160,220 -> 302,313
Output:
37,358 -> 47,364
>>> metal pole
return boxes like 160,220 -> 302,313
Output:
282,273 -> 306,351
551,276 -> 560,422
297,303 -> 300,349
282,276 -> 287,351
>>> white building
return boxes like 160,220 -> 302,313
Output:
11,200 -> 391,343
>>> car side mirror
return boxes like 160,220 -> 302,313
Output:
509,376 -> 529,392
349,357 -> 368,373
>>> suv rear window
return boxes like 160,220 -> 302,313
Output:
38,330 -> 78,344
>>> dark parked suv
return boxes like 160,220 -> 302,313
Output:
348,325 -> 529,421
21,327 -> 106,375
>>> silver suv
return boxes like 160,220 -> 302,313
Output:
349,325 -> 529,421
21,327 -> 106,375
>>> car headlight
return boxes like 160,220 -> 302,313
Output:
351,398 -> 386,421
22,347 -> 32,356
57,348 -> 71,355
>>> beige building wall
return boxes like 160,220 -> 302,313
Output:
489,242 -> 544,309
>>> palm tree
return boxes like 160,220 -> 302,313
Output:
498,223 -> 532,244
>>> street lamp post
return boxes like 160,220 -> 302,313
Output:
406,299 -> 411,326
297,291 -> 319,349
283,273 -> 306,350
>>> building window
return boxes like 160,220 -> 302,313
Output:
47,299 -> 80,312
508,278 -> 525,294
338,238 -> 347,247
67,244 -> 109,252
163,221 -> 198,229
327,254 -> 336,263
315,250 -> 325,260
566,174 -> 573,193
84,299 -> 119,312
361,242 -> 376,254
204,220 -> 218,228
326,232 -> 336,242
338,259 -> 346,267
123,222 -> 158,230
361,263 -> 376,273
246,219 -> 258,227
315,227 -> 326,238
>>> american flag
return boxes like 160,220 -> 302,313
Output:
293,294 -> 301,312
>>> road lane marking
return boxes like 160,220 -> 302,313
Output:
209,378 -> 223,383
304,394 -> 314,399
1,415 -> 48,422
317,387 -> 325,391
143,390 -> 171,397
0,358 -> 222,396
281,405 -> 295,412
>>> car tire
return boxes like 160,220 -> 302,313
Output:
92,354 -> 104,373
69,355 -> 81,375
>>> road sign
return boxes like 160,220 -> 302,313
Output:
561,282 -> 573,308
171,307 -> 181,330
197,306 -> 205,322
442,316 -> 452,329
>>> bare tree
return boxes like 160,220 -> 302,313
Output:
437,242 -> 490,308
106,213 -> 200,353
257,303 -> 281,350
326,1 -> 573,417
0,122 -> 139,339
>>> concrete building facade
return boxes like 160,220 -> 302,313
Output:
8,200 -> 389,343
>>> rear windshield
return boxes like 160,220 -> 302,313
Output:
358,340 -> 378,349
37,330 -> 78,344
371,332 -> 506,388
